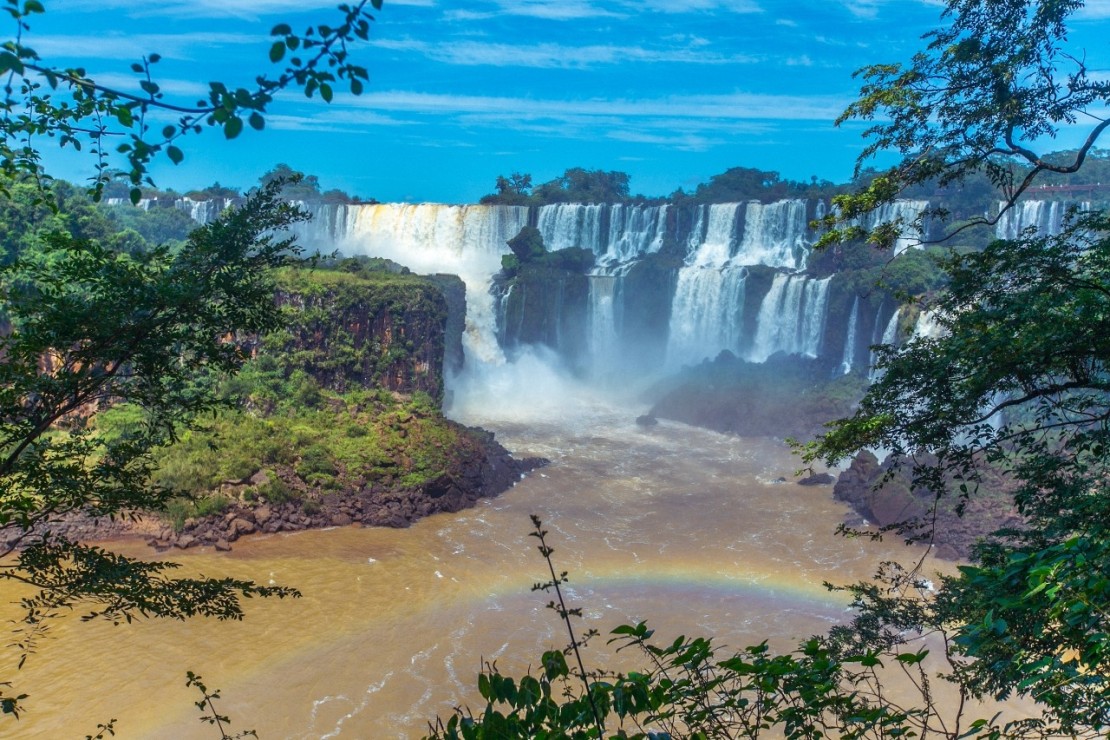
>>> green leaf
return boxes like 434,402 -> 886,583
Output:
129,187 -> 142,205
269,41 -> 285,63
223,117 -> 243,140
166,146 -> 183,165
248,112 -> 264,131
270,23 -> 291,35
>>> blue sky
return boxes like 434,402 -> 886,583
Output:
25,0 -> 1110,203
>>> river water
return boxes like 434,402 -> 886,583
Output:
6,376 -> 932,738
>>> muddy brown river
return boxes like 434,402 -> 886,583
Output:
4,386 -> 935,738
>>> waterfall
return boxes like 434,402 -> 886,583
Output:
600,204 -> 668,265
664,204 -> 744,367
840,297 -> 860,375
587,271 -> 622,377
665,265 -> 747,368
733,199 -> 809,268
749,275 -> 831,362
104,196 -> 234,224
993,200 -> 1091,239
536,204 -> 606,252
123,195 -> 880,380
854,200 -> 929,254
912,309 -> 943,340
868,307 -> 900,381
292,203 -> 530,367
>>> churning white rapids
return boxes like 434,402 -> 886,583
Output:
7,360 -> 932,739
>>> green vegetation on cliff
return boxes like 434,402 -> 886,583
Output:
95,262 -> 491,531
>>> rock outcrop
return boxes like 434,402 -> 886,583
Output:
832,450 -> 1023,560
145,433 -> 546,551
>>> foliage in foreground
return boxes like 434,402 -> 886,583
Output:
0,0 -> 381,719
430,0 -> 1110,737
426,520 -> 1019,740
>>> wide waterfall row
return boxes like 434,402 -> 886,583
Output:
995,199 -> 1088,239
119,196 -> 929,381
535,203 -> 668,265
104,196 -> 236,224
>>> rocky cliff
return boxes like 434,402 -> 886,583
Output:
261,267 -> 454,403
9,265 -> 538,552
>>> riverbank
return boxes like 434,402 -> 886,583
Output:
1,426 -> 545,553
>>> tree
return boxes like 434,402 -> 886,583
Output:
0,0 -> 380,203
692,166 -> 789,203
479,172 -> 533,205
532,167 -> 631,204
431,1 -> 1110,736
0,0 -> 381,718
803,0 -> 1110,733
818,0 -> 1110,248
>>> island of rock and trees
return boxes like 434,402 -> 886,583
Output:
1,0 -> 1109,737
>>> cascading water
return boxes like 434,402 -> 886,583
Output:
293,203 -> 530,367
749,274 -> 831,362
104,196 -> 235,224
665,265 -> 747,368
854,200 -> 929,254
869,307 -> 900,380
664,201 -> 813,368
733,199 -> 808,268
600,204 -> 668,265
536,203 -> 606,252
840,297 -> 860,375
106,196 -> 928,380
994,200 -> 1090,239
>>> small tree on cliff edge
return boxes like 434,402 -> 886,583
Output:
0,0 -> 381,718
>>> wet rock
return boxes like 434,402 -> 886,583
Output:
797,472 -> 836,486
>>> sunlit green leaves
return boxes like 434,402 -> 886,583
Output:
0,1 -> 378,198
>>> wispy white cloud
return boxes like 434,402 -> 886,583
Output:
628,0 -> 761,13
344,89 -> 847,122
62,0 -> 432,19
484,0 -> 622,20
27,32 -> 259,61
1076,0 -> 1110,19
62,0 -> 339,20
445,0 -> 761,21
264,110 -> 413,133
373,37 -> 758,68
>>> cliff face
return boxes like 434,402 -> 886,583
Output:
264,269 -> 451,403
494,264 -> 591,369
41,265 -> 539,552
